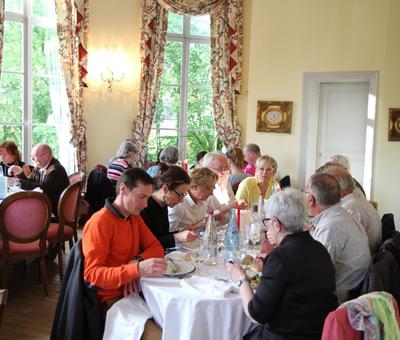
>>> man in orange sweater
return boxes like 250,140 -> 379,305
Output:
82,167 -> 167,339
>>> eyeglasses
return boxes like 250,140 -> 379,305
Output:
209,166 -> 230,174
173,189 -> 187,199
262,218 -> 272,228
302,190 -> 312,195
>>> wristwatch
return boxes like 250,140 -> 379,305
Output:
237,276 -> 248,287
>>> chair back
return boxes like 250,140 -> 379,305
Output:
0,289 -> 8,327
56,181 -> 82,240
0,191 -> 52,248
69,172 -> 86,185
382,213 -> 396,242
279,175 -> 291,189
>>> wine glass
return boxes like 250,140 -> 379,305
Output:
191,247 -> 205,275
248,223 -> 260,251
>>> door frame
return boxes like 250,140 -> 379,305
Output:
299,71 -> 379,197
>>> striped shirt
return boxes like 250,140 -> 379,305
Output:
107,159 -> 130,182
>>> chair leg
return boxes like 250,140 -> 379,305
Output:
40,258 -> 48,296
73,229 -> 78,243
1,262 -> 9,289
58,246 -> 64,281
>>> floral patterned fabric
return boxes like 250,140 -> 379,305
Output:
54,0 -> 88,173
132,0 -> 168,165
158,0 -> 223,15
211,0 -> 243,148
0,0 -> 4,76
133,0 -> 243,163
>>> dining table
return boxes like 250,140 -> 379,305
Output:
140,250 -> 256,340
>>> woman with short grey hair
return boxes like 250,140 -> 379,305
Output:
226,188 -> 338,340
107,140 -> 139,186
159,146 -> 179,165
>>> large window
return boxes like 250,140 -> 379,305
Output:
0,0 -> 72,170
148,13 -> 221,164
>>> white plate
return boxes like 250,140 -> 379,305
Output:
164,260 -> 196,278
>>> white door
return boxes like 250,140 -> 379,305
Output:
317,82 -> 369,185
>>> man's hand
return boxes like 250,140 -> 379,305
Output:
123,278 -> 141,296
138,258 -> 167,277
174,230 -> 198,243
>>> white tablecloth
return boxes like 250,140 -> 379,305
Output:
141,260 -> 255,340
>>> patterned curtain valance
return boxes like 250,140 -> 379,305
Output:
158,0 -> 223,15
0,0 -> 4,77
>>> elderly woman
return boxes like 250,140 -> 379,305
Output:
147,146 -> 179,177
0,141 -> 31,178
227,189 -> 338,340
168,167 -> 218,232
107,140 -> 139,186
140,165 -> 197,250
235,155 -> 279,208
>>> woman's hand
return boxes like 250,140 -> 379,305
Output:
8,165 -> 23,176
226,262 -> 246,282
174,230 -> 197,243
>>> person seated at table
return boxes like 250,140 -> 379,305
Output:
0,140 -> 31,178
147,146 -> 179,177
9,143 -> 69,220
236,155 -> 280,208
141,164 -> 197,250
227,188 -> 338,340
243,143 -> 261,176
226,147 -> 250,193
168,167 -> 217,232
107,140 -> 139,188
203,151 -> 247,220
83,167 -> 166,340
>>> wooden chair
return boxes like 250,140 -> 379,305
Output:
68,172 -> 89,226
47,181 -> 82,280
0,289 -> 8,328
0,192 -> 52,296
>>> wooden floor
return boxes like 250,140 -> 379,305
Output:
0,251 -> 70,339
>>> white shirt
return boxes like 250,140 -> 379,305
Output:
207,182 -> 235,211
168,193 -> 208,232
341,192 -> 382,253
311,205 -> 371,303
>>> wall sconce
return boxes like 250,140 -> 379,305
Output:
101,65 -> 125,92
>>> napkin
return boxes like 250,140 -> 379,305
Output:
103,294 -> 153,340
181,275 -> 238,298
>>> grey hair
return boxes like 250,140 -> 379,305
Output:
323,166 -> 355,192
264,188 -> 307,233
309,173 -> 341,207
159,146 -> 179,165
115,141 -> 139,160
202,151 -> 227,168
328,154 -> 350,171
244,143 -> 260,155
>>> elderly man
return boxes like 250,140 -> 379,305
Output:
304,173 -> 370,303
203,151 -> 245,218
323,166 -> 381,253
10,143 -> 69,219
227,189 -> 338,339
243,143 -> 261,176
83,168 -> 166,339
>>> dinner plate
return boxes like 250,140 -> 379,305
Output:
181,240 -> 200,250
163,260 -> 196,278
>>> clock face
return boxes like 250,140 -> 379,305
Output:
265,110 -> 283,125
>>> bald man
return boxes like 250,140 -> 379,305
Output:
13,144 -> 69,219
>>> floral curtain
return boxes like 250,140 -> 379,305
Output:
54,0 -> 88,173
158,0 -> 223,15
132,0 -> 168,165
133,0 -> 243,163
0,0 -> 4,76
210,0 -> 243,148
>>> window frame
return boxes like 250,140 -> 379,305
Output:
152,14 -> 214,162
2,0 -> 59,162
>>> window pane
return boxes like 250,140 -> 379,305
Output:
32,76 -> 53,124
188,42 -> 211,86
187,86 -> 213,129
186,129 -> 219,163
155,86 -> 180,129
32,0 -> 55,18
32,26 -> 58,76
162,41 -> 182,85
190,15 -> 210,36
32,125 -> 59,158
2,21 -> 23,72
5,0 -> 23,14
0,125 -> 23,150
0,73 -> 23,124
167,12 -> 183,34
147,129 -> 178,162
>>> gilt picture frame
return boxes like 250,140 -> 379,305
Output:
388,108 -> 400,141
256,101 -> 293,133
